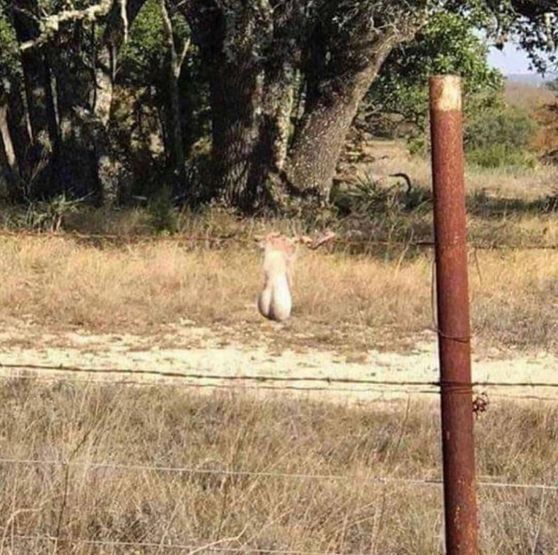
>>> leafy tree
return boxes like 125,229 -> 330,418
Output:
363,12 -> 503,138
0,0 -> 555,213
120,0 -> 166,84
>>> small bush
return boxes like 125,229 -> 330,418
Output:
465,105 -> 538,168
467,144 -> 537,169
147,186 -> 178,233
331,174 -> 430,218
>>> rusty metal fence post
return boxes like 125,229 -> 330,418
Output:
429,75 -> 479,555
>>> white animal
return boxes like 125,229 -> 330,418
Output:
257,231 -> 335,322
257,233 -> 296,322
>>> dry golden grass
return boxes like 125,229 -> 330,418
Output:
0,156 -> 556,553
0,232 -> 556,353
367,142 -> 558,199
504,81 -> 556,112
1,380 -> 557,554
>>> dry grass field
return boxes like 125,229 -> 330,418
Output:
1,151 -> 557,553
0,234 -> 555,354
504,80 -> 556,112
0,193 -> 556,354
1,382 -> 557,554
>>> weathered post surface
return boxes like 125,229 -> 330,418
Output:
429,75 -> 479,555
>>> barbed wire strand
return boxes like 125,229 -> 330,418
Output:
0,362 -> 441,387
2,361 -> 558,391
0,372 -> 440,397
0,229 -> 556,251
3,371 -> 558,402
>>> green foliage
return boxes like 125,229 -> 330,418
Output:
466,145 -> 536,169
147,186 -> 178,233
120,0 -> 166,85
465,105 -> 538,168
331,175 -> 430,218
120,0 -> 190,87
22,194 -> 85,231
0,9 -> 21,97
465,105 -> 537,151
364,12 -> 503,138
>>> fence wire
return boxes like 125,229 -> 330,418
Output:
8,534 -> 345,555
0,456 -> 556,492
0,228 -> 557,251
4,371 -> 558,403
1,361 -> 558,396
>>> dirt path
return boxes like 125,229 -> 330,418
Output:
1,325 -> 556,403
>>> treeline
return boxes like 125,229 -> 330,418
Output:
0,0 -> 556,212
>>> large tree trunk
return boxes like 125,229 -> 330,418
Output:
285,32 -> 401,199
193,3 -> 269,210
0,103 -> 22,201
246,59 -> 296,210
260,61 -> 296,174
93,0 -> 147,205
209,55 -> 261,209
160,0 -> 189,197
184,0 -> 282,211
282,3 -> 425,200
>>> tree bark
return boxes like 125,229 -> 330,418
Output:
285,32 -> 401,199
246,59 -> 296,210
209,52 -> 262,209
0,103 -> 21,201
160,0 -> 189,196
187,2 -> 271,210
94,0 -> 147,205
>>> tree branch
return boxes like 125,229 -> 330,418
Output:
20,0 -> 114,51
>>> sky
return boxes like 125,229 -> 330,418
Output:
487,43 -> 535,75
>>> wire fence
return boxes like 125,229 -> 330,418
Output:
0,228 -> 557,251
1,229 -> 557,552
2,358 -> 557,552
1,457 -> 557,492
2,361 -> 558,406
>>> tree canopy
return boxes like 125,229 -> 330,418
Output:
0,0 -> 556,211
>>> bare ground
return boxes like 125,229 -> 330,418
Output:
2,324 -> 556,403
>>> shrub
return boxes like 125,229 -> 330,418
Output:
467,144 -> 537,169
464,105 -> 538,168
147,186 -> 178,233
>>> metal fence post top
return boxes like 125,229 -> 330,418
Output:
429,75 -> 462,112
